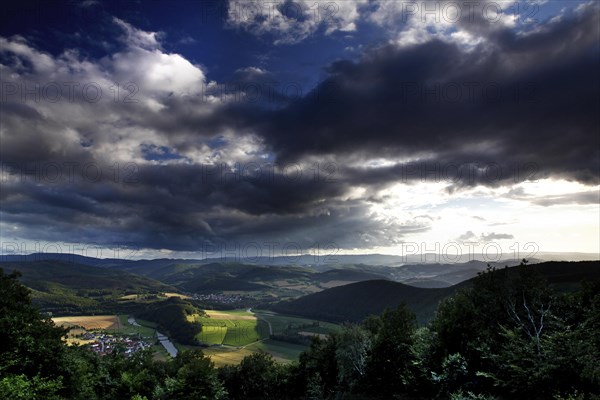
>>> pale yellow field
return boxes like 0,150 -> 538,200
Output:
62,327 -> 94,346
53,315 -> 120,330
203,347 -> 255,367
162,292 -> 190,299
206,311 -> 255,320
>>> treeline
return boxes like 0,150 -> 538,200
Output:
1,263 -> 599,399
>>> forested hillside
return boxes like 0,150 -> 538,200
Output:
273,279 -> 457,324
1,261 -> 175,314
273,261 -> 600,324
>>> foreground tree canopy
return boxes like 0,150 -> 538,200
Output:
1,263 -> 599,399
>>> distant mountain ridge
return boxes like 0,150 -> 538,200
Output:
3,253 -> 598,293
3,251 -> 598,268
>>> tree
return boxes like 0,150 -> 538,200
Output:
298,335 -> 340,398
220,351 -> 293,400
363,305 -> 418,397
335,324 -> 372,390
0,269 -> 69,398
167,349 -> 226,400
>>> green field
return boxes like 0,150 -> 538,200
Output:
253,310 -> 341,336
106,315 -> 158,339
246,340 -> 307,362
193,309 -> 266,346
189,309 -> 341,366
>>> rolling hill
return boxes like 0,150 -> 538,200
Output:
272,280 -> 457,324
0,261 -> 176,314
273,261 -> 600,324
1,260 -> 174,292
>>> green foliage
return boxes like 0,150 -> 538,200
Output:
362,305 -> 419,397
0,374 -> 64,400
166,350 -> 226,400
219,351 -> 292,399
4,261 -> 174,314
429,262 -> 600,399
335,324 -> 371,389
0,269 -> 69,381
137,298 -> 202,345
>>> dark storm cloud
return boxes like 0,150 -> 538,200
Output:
0,169 -> 429,251
254,4 -> 600,186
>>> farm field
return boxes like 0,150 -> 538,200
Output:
245,339 -> 307,363
253,310 -> 341,336
198,339 -> 306,366
162,292 -> 190,299
53,315 -> 121,331
187,309 -> 340,366
191,309 -> 266,346
202,347 -> 255,367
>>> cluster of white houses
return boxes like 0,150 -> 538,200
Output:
189,292 -> 244,304
84,333 -> 151,356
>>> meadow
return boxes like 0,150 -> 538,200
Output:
252,309 -> 341,336
191,309 -> 265,346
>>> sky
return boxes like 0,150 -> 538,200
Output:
0,0 -> 599,261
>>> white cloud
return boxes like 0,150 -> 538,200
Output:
226,0 -> 368,44
366,0 -> 524,49
0,19 -> 253,166
113,17 -> 162,50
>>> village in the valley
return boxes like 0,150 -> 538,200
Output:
81,332 -> 152,357
188,292 -> 244,304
